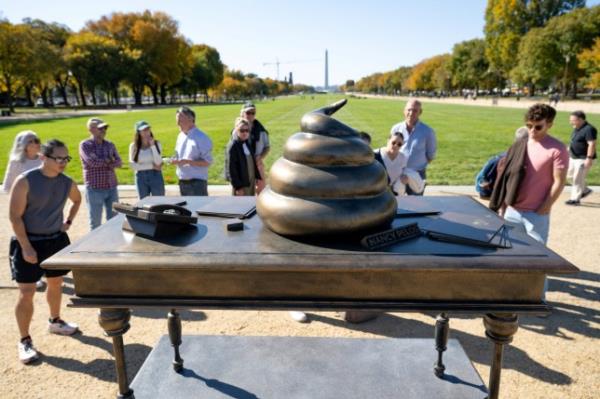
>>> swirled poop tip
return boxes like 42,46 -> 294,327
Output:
257,100 -> 396,236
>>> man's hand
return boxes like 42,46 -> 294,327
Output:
400,175 -> 409,184
536,204 -> 552,215
22,245 -> 38,264
584,158 -> 593,169
234,188 -> 245,196
153,164 -> 162,171
171,159 -> 189,166
61,222 -> 71,232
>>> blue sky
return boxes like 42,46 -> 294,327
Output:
1,1 -> 598,87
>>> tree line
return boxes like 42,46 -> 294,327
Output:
347,1 -> 600,99
0,10 -> 314,112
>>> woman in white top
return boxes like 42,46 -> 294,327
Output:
2,130 -> 42,193
129,120 -> 165,199
375,132 -> 424,197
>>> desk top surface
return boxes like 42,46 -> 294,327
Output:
43,195 -> 577,274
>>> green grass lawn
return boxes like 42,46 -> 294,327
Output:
1,94 -> 598,185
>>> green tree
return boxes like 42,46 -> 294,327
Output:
513,6 -> 600,97
484,0 -> 586,82
22,19 -> 72,107
0,21 -> 36,111
450,39 -> 491,91
578,37 -> 600,89
65,31 -> 125,106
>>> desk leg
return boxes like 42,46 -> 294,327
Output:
433,312 -> 450,377
168,308 -> 184,372
98,308 -> 134,399
483,313 -> 518,399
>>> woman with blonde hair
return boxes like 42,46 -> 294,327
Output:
225,117 -> 262,196
128,121 -> 165,199
2,131 -> 42,193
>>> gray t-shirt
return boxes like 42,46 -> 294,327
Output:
23,169 -> 72,235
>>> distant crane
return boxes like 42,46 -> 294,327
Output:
263,57 -> 322,81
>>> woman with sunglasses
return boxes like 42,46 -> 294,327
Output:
225,118 -> 262,196
374,132 -> 424,197
3,131 -> 42,194
128,121 -> 165,199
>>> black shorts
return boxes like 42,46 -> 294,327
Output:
9,232 -> 71,283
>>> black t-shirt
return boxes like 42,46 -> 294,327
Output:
569,122 -> 597,159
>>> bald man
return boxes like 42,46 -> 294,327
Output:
390,100 -> 437,195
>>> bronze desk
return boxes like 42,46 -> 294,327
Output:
43,196 -> 578,399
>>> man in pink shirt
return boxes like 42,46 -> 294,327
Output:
504,104 -> 569,244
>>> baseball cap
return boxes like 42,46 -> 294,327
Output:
134,120 -> 151,132
87,117 -> 109,129
241,101 -> 256,113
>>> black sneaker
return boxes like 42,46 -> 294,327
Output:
581,188 -> 592,198
565,199 -> 580,206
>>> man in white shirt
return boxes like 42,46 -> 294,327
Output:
172,106 -> 213,196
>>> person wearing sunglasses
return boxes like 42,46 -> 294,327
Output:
9,139 -> 82,364
224,118 -> 262,196
490,104 -> 568,247
374,132 -> 424,197
239,101 -> 270,194
129,120 -> 165,199
389,99 -> 436,195
79,118 -> 122,230
2,131 -> 42,194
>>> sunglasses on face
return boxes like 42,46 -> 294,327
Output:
27,138 -> 41,145
245,111 -> 255,115
239,128 -> 250,133
526,123 -> 545,131
47,155 -> 72,164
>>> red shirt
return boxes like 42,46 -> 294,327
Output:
513,135 -> 568,211
79,139 -> 122,189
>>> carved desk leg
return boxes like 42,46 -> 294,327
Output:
168,308 -> 184,372
483,313 -> 519,399
98,308 -> 134,399
434,312 -> 450,377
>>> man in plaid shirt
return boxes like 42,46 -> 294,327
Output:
79,118 -> 122,230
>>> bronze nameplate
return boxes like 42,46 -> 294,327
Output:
361,223 -> 421,250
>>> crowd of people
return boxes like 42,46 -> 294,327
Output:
2,99 -> 597,362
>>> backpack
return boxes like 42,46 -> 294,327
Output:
475,152 -> 506,199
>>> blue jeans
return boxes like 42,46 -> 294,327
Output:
504,206 -> 550,297
85,187 -> 119,230
135,170 -> 165,199
504,206 -> 549,245
179,179 -> 208,196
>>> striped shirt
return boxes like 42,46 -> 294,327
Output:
79,138 -> 122,189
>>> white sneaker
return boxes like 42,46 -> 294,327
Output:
18,339 -> 39,364
289,311 -> 309,323
48,319 -> 79,335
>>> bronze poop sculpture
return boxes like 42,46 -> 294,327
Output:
257,99 -> 397,236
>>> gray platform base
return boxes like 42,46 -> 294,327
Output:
130,335 -> 487,399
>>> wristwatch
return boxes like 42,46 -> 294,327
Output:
66,219 -> 72,225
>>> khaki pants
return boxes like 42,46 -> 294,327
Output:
567,158 -> 594,200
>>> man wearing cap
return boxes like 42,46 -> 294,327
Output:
79,118 -> 122,230
240,101 -> 270,193
172,106 -> 213,196
389,99 -> 437,195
